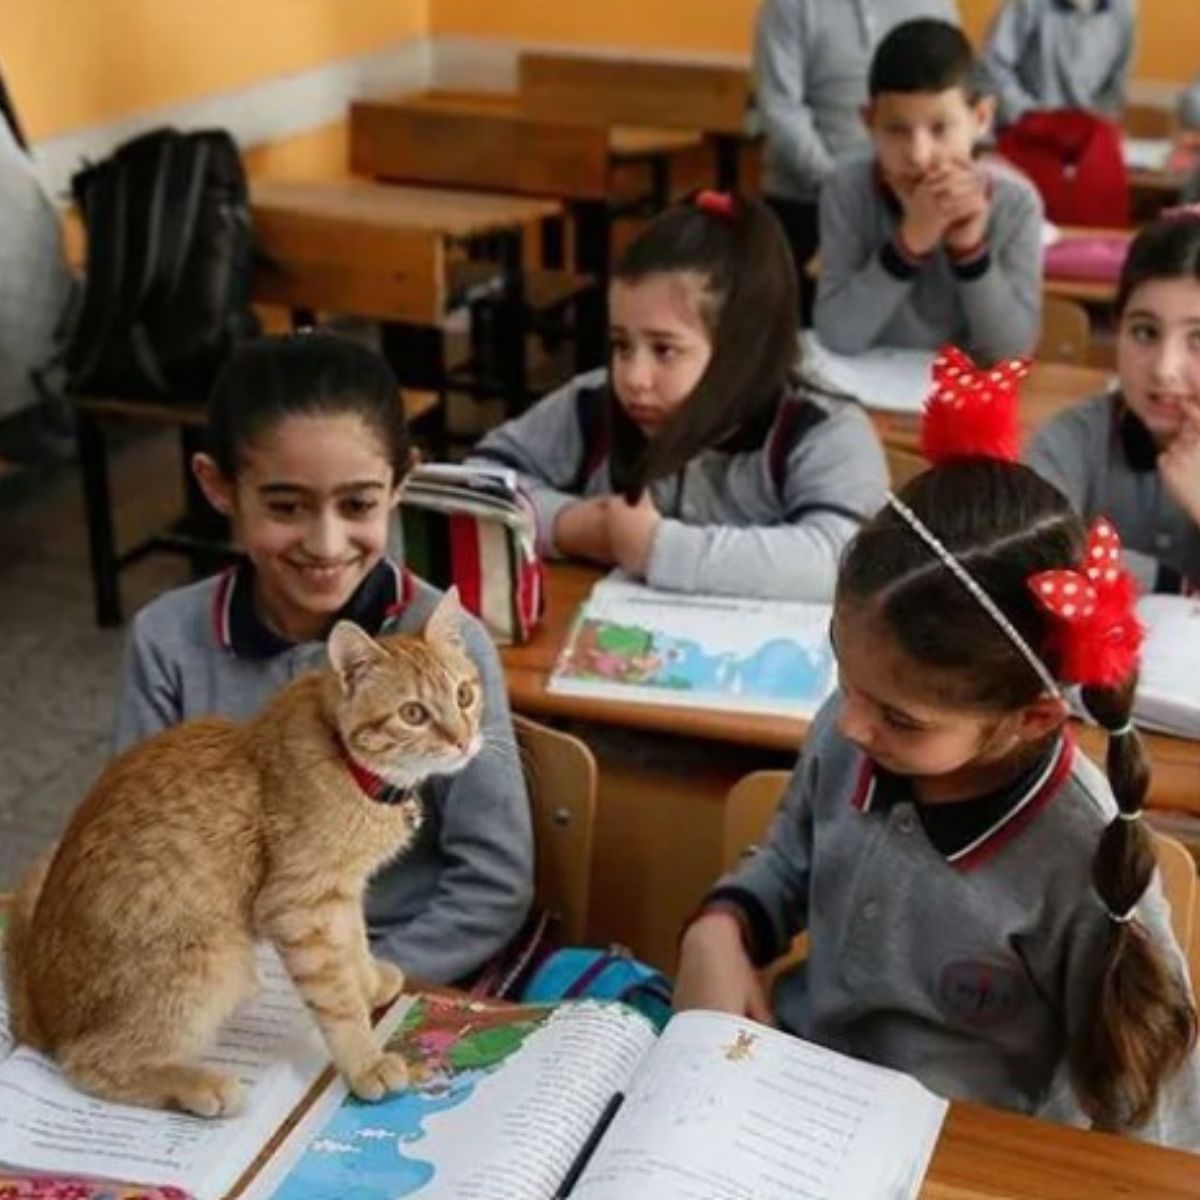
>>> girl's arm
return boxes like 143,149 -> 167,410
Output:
813,167 -> 920,355
367,616 -> 534,984
644,405 -> 888,601
957,174 -> 1043,362
111,608 -> 185,754
467,371 -> 601,557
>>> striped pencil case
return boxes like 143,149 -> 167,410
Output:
400,463 -> 544,645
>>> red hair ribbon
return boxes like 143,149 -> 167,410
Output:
1028,518 -> 1144,688
695,190 -> 737,220
920,346 -> 1030,466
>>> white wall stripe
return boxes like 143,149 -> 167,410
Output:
27,36 -> 433,199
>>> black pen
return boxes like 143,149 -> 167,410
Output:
552,1090 -> 625,1199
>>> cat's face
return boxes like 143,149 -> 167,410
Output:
327,591 -> 483,790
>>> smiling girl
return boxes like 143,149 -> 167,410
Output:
469,192 -> 888,601
112,333 -> 532,985
1027,212 -> 1200,594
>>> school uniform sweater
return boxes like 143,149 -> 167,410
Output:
814,154 -> 1044,363
982,0 -> 1138,127
753,0 -> 962,202
1180,72 -> 1200,131
1026,393 -> 1200,593
111,558 -> 534,985
707,694 -> 1200,1150
468,368 -> 889,603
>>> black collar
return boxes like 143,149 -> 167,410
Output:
1054,0 -> 1110,11
212,557 -> 412,659
850,734 -> 1074,870
336,734 -> 413,806
1114,400 -> 1159,473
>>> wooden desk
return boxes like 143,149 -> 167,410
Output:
517,52 -> 752,189
1043,225 -> 1133,308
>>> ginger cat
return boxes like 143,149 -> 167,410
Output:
3,590 -> 481,1117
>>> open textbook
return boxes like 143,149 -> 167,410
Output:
548,573 -> 836,719
0,942 -> 406,1200
247,995 -> 949,1200
799,333 -> 934,414
1135,595 -> 1200,739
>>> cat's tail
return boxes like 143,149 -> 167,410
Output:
3,849 -> 54,1051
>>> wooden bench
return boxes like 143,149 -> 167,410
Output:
517,51 -> 752,189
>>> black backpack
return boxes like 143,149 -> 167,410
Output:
61,127 -> 258,402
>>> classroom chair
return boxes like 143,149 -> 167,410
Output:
513,714 -> 598,947
1036,297 -> 1092,366
1154,832 -> 1200,997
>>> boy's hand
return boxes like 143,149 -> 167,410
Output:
936,164 -> 990,255
896,175 -> 952,257
553,497 -> 616,565
1159,400 -> 1200,524
674,912 -> 775,1025
607,492 -> 662,579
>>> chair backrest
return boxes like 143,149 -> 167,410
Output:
722,770 -> 790,872
1154,832 -> 1199,995
514,714 -> 597,945
1037,296 -> 1092,365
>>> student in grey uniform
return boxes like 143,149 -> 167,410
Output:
1027,213 -> 1200,594
982,0 -> 1137,128
113,333 -> 532,986
815,20 -> 1043,364
751,0 -> 961,319
675,384 -> 1200,1149
470,194 -> 888,603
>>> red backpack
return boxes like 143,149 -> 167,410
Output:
997,110 -> 1130,228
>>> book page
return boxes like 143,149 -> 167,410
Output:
1134,596 -> 1200,739
573,1011 -> 948,1200
549,574 -> 835,719
0,946 -> 330,1200
246,996 -> 656,1200
799,334 -> 935,414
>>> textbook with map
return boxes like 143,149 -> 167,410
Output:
245,994 -> 949,1200
0,941 -> 408,1200
547,574 -> 837,719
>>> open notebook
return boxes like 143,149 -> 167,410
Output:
798,333 -> 934,414
548,573 -> 836,719
0,941 -> 406,1200
1135,595 -> 1200,739
246,995 -> 949,1200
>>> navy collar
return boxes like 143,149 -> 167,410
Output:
850,734 -> 1075,870
1054,0 -> 1110,11
212,557 -> 412,659
1113,400 -> 1159,473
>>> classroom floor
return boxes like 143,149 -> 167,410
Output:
0,431 -> 188,890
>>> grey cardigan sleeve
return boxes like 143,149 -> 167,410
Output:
646,405 -> 887,602
982,1 -> 1041,126
370,618 -> 533,984
1179,72 -> 1200,130
753,0 -> 833,193
958,175 -> 1044,362
468,372 -> 597,557
814,168 -> 917,354
111,611 -> 185,754
1094,2 -> 1137,119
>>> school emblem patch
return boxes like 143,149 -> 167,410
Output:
937,959 -> 1028,1027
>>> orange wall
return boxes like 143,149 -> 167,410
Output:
0,0 -> 429,141
433,0 -> 1200,84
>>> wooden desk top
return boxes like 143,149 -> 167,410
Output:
251,178 -> 561,241
504,555 -> 1200,816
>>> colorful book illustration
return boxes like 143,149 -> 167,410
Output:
248,996 -> 948,1200
0,944 -> 404,1200
548,574 -> 836,719
0,1174 -> 191,1199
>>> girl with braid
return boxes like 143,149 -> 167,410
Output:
675,347 -> 1200,1149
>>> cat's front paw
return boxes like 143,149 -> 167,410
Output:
172,1067 -> 245,1118
349,1052 -> 409,1101
369,957 -> 406,1009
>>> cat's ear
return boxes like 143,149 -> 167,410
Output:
327,621 -> 390,696
423,587 -> 464,650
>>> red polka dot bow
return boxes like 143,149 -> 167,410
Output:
695,189 -> 737,220
1027,518 -> 1144,688
921,345 -> 1030,466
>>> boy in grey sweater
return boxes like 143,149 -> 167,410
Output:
752,0 -> 960,315
815,19 -> 1043,364
982,0 -> 1137,128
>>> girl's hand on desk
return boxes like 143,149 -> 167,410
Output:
607,492 -> 662,579
674,911 -> 775,1026
554,498 -> 617,565
1159,404 -> 1200,525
